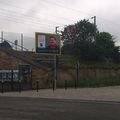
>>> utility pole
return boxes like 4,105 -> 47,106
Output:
93,16 -> 96,26
21,33 -> 23,51
1,31 -> 3,43
14,40 -> 18,50
91,16 -> 96,41
53,26 -> 59,91
55,26 -> 59,34
94,16 -> 96,41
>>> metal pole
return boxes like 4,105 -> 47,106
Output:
53,26 -> 59,90
14,40 -> 18,50
1,31 -> 3,43
93,16 -> 96,41
19,80 -> 21,93
53,55 -> 57,90
55,26 -> 59,34
21,33 -> 23,51
65,80 -> 67,90
76,61 -> 79,88
11,69 -> 14,91
91,16 -> 96,41
1,80 -> 4,93
93,16 -> 96,26
36,81 -> 39,92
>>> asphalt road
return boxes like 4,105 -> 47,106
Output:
0,97 -> 120,120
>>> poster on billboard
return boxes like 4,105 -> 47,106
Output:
35,32 -> 61,55
0,70 -> 19,82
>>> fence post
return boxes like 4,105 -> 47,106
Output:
11,69 -> 14,91
52,79 -> 55,92
36,81 -> 39,92
18,80 -> 21,93
1,80 -> 4,93
75,61 -> 79,89
75,79 -> 77,89
65,80 -> 67,90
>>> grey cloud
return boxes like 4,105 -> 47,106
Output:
0,0 -> 119,50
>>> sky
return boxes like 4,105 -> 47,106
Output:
0,0 -> 120,50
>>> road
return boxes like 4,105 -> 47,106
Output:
0,97 -> 120,120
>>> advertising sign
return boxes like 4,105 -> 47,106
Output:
35,32 -> 61,55
13,70 -> 19,81
0,70 -> 19,82
2,70 -> 11,82
18,64 -> 31,82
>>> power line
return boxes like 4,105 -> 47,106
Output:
0,8 -> 60,27
41,0 -> 93,15
0,0 -> 120,35
0,13 -> 54,31
41,0 -> 120,27
1,0 -> 120,28
0,8 -> 57,30
0,0 -> 76,22
0,7 -> 66,26
2,0 -> 117,28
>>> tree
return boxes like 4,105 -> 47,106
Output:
62,19 -> 97,61
95,32 -> 119,62
62,19 -> 119,63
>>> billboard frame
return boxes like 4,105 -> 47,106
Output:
35,32 -> 61,55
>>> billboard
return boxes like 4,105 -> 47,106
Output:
35,32 -> 61,55
18,64 -> 31,82
0,70 -> 19,82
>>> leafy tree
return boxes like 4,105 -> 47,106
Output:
95,32 -> 119,62
62,19 -> 119,63
62,19 -> 97,61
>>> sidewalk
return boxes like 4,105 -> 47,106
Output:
0,86 -> 120,102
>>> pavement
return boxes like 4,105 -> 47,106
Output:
0,86 -> 120,102
1,96 -> 120,120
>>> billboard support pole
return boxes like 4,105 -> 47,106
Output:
53,55 -> 57,91
35,31 -> 61,91
53,26 -> 59,90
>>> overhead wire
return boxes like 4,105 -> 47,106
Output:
0,0 -> 120,37
0,0 -> 76,23
0,7 -> 62,27
0,13 -> 54,31
41,0 -> 120,28
0,0 -> 120,28
0,0 -> 77,32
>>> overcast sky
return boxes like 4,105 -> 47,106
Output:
0,0 -> 120,50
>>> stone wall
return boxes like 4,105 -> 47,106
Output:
0,50 -> 50,89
